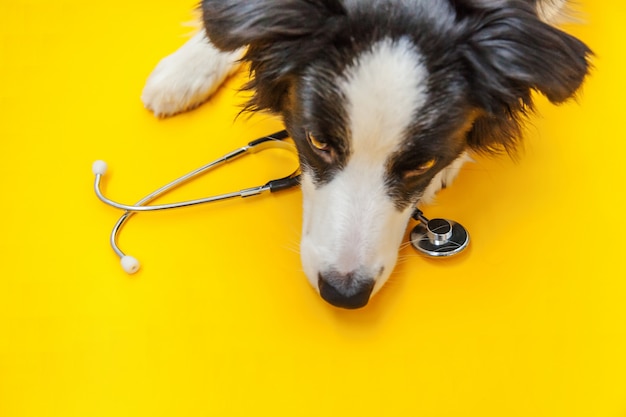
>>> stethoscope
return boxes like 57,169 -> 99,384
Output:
92,130 -> 469,273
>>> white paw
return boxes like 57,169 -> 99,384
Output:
141,32 -> 242,117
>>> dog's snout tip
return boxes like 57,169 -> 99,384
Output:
318,273 -> 375,310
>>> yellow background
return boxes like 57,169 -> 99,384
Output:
1,1 -> 626,416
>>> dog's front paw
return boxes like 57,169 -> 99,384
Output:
141,33 -> 242,117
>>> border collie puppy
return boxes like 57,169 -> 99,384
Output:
142,0 -> 591,309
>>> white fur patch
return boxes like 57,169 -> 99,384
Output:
421,151 -> 473,205
536,0 -> 571,24
141,32 -> 242,117
300,38 -> 429,294
341,37 -> 428,158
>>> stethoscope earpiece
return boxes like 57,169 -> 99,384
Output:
410,209 -> 470,257
120,255 -> 140,274
92,160 -> 108,176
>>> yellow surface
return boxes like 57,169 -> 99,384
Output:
1,1 -> 626,416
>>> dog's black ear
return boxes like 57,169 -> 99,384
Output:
202,0 -> 346,51
461,5 -> 592,153
202,0 -> 346,113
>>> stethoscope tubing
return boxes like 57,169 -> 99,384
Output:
93,130 -> 299,266
93,131 -> 295,212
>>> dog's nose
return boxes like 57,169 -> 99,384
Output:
318,271 -> 375,309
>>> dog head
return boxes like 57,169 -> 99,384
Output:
203,0 -> 591,308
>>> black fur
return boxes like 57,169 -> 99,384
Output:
459,1 -> 592,153
201,0 -> 592,187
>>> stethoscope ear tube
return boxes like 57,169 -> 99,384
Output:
93,130 -> 298,273
247,130 -> 290,146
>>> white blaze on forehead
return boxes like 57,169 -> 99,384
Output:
340,37 -> 428,159
299,37 -> 429,291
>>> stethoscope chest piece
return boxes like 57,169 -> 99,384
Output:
410,212 -> 470,257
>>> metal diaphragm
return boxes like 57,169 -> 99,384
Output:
410,218 -> 470,257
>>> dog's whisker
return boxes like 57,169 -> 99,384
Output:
281,242 -> 301,255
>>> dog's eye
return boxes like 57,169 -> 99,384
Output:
306,132 -> 330,152
404,159 -> 437,179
